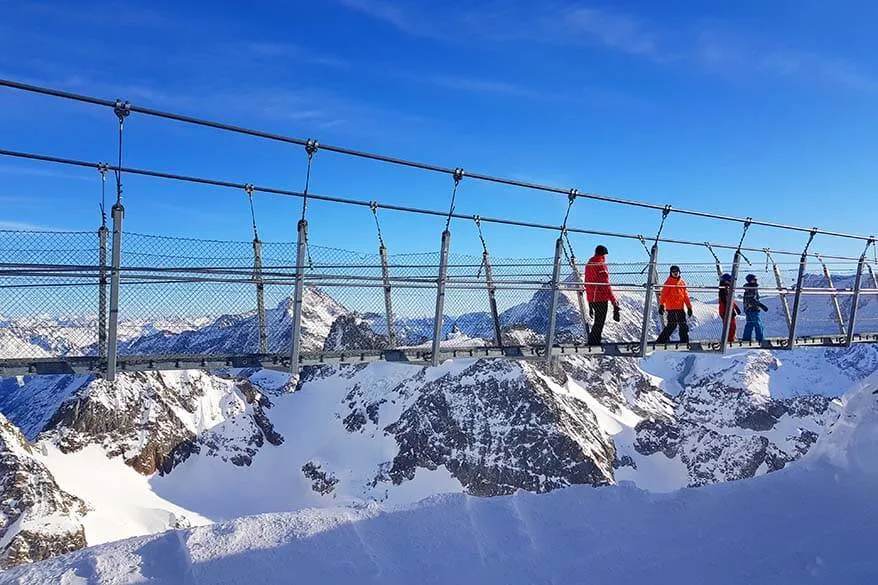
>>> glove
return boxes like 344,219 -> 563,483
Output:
658,305 -> 665,315
589,304 -> 595,318
612,305 -> 620,322
687,307 -> 693,318
760,303 -> 768,312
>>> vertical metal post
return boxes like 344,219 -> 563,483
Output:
817,256 -> 846,335
379,244 -> 396,348
720,251 -> 742,353
867,262 -> 878,291
651,260 -> 664,329
97,225 -> 109,359
289,219 -> 308,376
482,250 -> 503,347
431,230 -> 451,367
787,254 -> 809,348
846,257 -> 866,346
544,237 -> 565,368
767,251 -> 793,333
106,203 -> 124,381
639,245 -> 660,357
568,255 -> 591,342
253,238 -> 267,354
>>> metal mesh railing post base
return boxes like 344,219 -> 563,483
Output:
289,220 -> 308,377
846,257 -> 866,346
639,244 -> 660,357
431,230 -> 452,367
106,204 -> 124,381
544,237 -> 564,368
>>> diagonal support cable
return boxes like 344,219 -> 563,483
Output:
653,205 -> 672,247
444,168 -> 465,232
245,184 -> 259,241
370,201 -> 386,249
299,139 -> 318,269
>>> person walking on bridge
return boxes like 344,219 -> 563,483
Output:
656,265 -> 693,343
584,245 -> 620,346
718,273 -> 741,342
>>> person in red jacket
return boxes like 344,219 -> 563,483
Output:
718,273 -> 741,342
584,245 -> 620,346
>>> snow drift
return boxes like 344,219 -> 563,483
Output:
3,377 -> 876,584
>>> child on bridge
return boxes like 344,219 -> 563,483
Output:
742,273 -> 769,343
718,273 -> 741,342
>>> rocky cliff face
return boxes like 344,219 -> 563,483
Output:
323,314 -> 388,352
42,370 -> 283,475
374,359 -> 615,496
632,352 -> 841,486
0,413 -> 87,569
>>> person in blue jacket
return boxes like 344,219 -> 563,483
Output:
742,274 -> 768,343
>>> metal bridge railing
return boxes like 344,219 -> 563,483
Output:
3,228 -> 878,379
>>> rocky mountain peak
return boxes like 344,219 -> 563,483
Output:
0,413 -> 87,569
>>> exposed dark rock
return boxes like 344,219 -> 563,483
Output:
632,355 -> 838,487
323,314 -> 388,352
0,414 -> 88,569
380,360 -> 615,496
302,461 -> 339,495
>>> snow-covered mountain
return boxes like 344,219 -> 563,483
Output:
119,289 -> 347,355
1,340 -> 876,571
5,370 -> 878,584
0,315 -> 211,359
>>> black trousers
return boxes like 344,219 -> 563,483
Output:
588,301 -> 608,345
656,309 -> 689,343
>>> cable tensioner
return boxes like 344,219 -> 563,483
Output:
113,99 -> 131,122
305,138 -> 319,158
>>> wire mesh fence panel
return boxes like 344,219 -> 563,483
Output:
117,232 -> 264,357
487,255 -> 553,346
314,283 -> 389,353
376,251 -> 439,349
0,230 -> 103,358
7,225 -> 878,365
791,261 -> 858,338
441,251 -> 497,346
855,260 -> 878,335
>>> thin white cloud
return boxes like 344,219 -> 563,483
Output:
561,6 -> 658,57
695,29 -> 878,94
337,0 -> 661,57
0,220 -> 57,231
340,1 -> 878,94
418,74 -> 553,101
337,0 -> 424,35
0,165 -> 93,182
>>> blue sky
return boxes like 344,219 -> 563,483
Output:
1,0 -> 877,268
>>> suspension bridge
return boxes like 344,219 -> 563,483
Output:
1,78 -> 877,381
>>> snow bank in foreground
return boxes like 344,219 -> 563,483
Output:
4,381 -> 876,585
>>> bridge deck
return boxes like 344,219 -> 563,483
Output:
3,333 -> 877,377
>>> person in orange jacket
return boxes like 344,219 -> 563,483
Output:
656,265 -> 693,343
